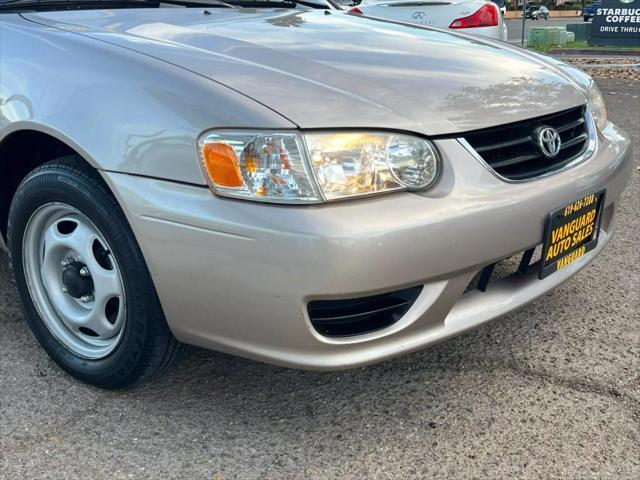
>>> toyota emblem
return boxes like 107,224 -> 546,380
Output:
537,127 -> 562,158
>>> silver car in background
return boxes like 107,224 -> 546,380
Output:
0,0 -> 633,388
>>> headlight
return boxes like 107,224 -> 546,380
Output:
541,58 -> 606,131
306,132 -> 440,201
199,131 -> 321,203
199,131 -> 440,203
587,81 -> 607,131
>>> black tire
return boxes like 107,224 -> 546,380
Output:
8,156 -> 186,388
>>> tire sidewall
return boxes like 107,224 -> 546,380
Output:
8,162 -> 155,386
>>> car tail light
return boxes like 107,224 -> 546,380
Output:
349,7 -> 363,14
449,4 -> 498,29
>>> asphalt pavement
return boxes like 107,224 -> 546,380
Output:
506,17 -> 584,44
0,79 -> 639,479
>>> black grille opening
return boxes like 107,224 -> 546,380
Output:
464,245 -> 543,294
464,106 -> 590,181
308,286 -> 423,337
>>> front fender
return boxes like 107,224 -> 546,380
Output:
0,15 -> 296,185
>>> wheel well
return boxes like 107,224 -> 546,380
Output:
0,130 -> 84,240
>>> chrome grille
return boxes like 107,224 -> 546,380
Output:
463,106 -> 591,181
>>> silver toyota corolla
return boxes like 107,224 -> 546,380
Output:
0,0 -> 633,388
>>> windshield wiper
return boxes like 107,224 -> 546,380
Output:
219,0 -> 331,8
0,0 -> 234,8
160,0 -> 235,6
0,0 -> 336,11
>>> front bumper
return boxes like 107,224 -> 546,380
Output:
103,122 -> 633,370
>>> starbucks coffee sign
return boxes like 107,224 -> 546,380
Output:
589,0 -> 640,46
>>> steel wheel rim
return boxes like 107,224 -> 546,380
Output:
22,203 -> 126,359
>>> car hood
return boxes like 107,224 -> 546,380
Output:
27,8 -> 587,135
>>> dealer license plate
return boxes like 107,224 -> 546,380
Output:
539,191 -> 606,279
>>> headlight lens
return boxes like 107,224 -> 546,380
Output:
587,81 -> 607,130
199,131 -> 440,203
306,132 -> 439,201
199,131 -> 321,203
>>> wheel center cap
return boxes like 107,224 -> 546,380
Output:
62,262 -> 94,298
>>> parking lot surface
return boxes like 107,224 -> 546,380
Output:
0,79 -> 638,479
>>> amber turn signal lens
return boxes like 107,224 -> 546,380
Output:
202,142 -> 243,188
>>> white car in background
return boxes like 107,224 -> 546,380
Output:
349,0 -> 508,40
